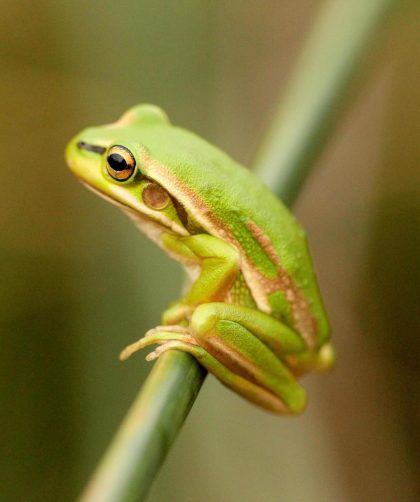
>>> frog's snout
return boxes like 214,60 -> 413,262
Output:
65,132 -> 105,178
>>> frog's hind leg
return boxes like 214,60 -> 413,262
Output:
120,303 -> 308,414
188,303 -> 307,414
120,327 -> 292,413
147,339 -> 296,414
126,304 -> 307,414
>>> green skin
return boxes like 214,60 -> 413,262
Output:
66,104 -> 334,415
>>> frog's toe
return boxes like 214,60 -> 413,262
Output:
146,325 -> 191,336
145,340 -> 199,361
119,328 -> 197,361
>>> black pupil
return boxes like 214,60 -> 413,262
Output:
108,153 -> 128,171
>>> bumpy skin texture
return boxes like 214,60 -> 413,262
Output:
66,104 -> 333,415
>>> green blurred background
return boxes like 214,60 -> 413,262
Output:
1,1 -> 419,501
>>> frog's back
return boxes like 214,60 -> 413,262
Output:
136,120 -> 329,348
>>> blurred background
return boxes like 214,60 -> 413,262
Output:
1,1 -> 419,501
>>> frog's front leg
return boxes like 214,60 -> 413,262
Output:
121,303 -> 308,415
160,233 -> 240,325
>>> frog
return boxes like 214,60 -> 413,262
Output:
66,104 -> 334,415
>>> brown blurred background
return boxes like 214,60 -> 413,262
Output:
0,1 -> 419,501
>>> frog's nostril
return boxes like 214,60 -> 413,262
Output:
77,141 -> 106,154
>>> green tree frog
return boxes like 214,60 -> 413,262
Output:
66,104 -> 334,415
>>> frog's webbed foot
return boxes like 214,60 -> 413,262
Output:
119,325 -> 196,361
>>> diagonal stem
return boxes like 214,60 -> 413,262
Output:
80,351 -> 205,502
79,1 -> 397,501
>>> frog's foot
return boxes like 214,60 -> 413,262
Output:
119,327 -> 197,361
148,325 -> 191,335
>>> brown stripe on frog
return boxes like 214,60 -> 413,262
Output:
246,220 -> 317,348
171,197 -> 206,235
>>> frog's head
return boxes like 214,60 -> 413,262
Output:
66,104 -> 190,237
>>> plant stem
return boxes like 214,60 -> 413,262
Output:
79,1 -> 397,500
80,352 -> 205,502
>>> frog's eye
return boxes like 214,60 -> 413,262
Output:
106,145 -> 136,181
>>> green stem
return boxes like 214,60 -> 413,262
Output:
79,1 -> 396,500
80,352 -> 205,502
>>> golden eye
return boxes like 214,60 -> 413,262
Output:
106,145 -> 136,181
